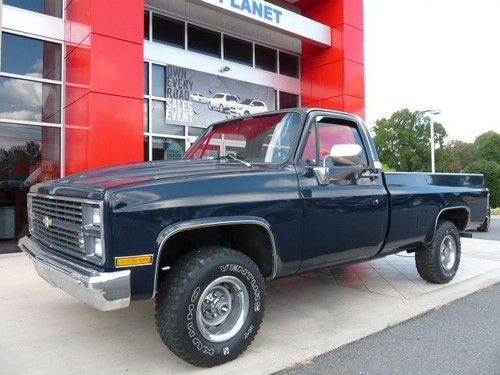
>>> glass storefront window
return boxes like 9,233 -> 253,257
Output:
144,99 -> 149,132
151,100 -> 185,135
152,14 -> 185,49
4,0 -> 62,18
152,64 -> 165,97
188,25 -> 221,58
223,36 -> 252,66
255,44 -> 277,73
188,127 -> 205,137
279,92 -> 299,109
144,11 -> 150,40
1,33 -> 62,81
144,136 -> 149,161
152,137 -> 185,160
144,62 -> 149,95
0,77 -> 61,123
279,52 -> 300,78
0,123 -> 61,239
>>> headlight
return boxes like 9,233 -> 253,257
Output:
82,203 -> 104,261
93,237 -> 103,257
83,204 -> 102,227
91,206 -> 101,226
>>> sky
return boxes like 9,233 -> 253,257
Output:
364,0 -> 500,143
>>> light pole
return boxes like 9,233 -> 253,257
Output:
420,109 -> 441,173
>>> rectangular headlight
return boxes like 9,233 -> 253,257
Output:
83,204 -> 102,227
94,237 -> 103,257
91,206 -> 101,226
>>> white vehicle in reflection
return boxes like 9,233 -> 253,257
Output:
189,92 -> 208,103
207,93 -> 239,112
229,99 -> 268,117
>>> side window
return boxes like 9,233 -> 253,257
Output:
302,124 -> 317,165
301,119 -> 368,167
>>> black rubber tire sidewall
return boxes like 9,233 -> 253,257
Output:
157,247 -> 265,367
435,223 -> 461,280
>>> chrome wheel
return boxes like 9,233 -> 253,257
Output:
440,234 -> 457,271
196,276 -> 249,343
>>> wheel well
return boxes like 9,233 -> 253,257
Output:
438,208 -> 469,232
157,224 -> 275,280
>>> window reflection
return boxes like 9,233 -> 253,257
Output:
1,33 -> 62,80
152,14 -> 185,48
279,91 -> 299,109
151,100 -> 185,135
144,99 -> 149,132
4,0 -> 63,18
0,123 -> 60,239
0,77 -> 61,123
279,52 -> 300,78
144,62 -> 149,95
152,137 -> 185,160
152,64 -> 165,97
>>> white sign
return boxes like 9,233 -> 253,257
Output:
197,0 -> 331,46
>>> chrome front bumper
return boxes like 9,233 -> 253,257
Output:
18,236 -> 131,311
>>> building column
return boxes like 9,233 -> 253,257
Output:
299,0 -> 365,119
64,0 -> 144,176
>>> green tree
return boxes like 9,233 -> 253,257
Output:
464,131 -> 500,208
464,160 -> 500,208
448,140 -> 474,172
471,131 -> 500,163
373,109 -> 449,172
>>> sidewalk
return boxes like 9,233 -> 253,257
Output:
1,237 -> 499,375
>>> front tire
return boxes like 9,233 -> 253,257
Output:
415,220 -> 461,284
155,247 -> 265,367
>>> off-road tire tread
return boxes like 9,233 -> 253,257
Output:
154,247 -> 265,367
415,220 -> 460,284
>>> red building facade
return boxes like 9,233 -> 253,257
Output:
0,0 -> 363,241
63,0 -> 364,175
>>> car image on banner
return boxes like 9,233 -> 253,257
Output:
189,92 -> 208,103
207,93 -> 239,113
229,99 -> 268,117
164,64 -> 276,128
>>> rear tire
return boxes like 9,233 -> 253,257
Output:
477,213 -> 490,232
415,220 -> 461,284
155,246 -> 265,367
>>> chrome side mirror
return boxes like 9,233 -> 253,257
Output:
330,144 -> 364,166
313,144 -> 363,185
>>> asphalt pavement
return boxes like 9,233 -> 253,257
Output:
279,283 -> 500,375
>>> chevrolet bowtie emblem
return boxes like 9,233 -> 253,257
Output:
42,216 -> 52,229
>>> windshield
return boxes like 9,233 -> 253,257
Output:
240,99 -> 252,105
184,112 -> 301,164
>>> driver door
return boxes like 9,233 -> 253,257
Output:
297,114 -> 389,270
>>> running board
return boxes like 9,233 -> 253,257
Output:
460,232 -> 473,238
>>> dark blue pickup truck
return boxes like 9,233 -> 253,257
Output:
19,109 -> 489,367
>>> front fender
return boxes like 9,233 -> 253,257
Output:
153,216 -> 278,297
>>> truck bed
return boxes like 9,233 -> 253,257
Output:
380,172 -> 488,254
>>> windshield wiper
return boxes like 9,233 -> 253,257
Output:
217,154 -> 252,167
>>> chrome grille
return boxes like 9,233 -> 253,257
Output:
31,195 -> 82,225
30,195 -> 85,254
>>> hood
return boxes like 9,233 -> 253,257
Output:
31,159 -> 269,200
